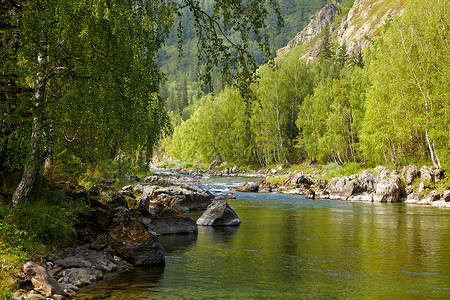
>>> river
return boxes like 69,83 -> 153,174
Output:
74,176 -> 450,299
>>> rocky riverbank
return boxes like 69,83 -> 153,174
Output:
242,165 -> 450,209
13,174 -> 241,299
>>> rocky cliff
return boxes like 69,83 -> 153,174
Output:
276,3 -> 339,57
276,0 -> 408,59
337,0 -> 406,55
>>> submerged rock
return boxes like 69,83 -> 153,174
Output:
151,215 -> 198,235
61,267 -> 103,286
197,200 -> 241,226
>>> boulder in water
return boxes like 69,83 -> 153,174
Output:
197,200 -> 241,226
235,182 -> 259,192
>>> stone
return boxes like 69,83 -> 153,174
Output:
148,185 -> 214,211
417,182 -> 425,193
305,189 -> 315,199
23,261 -> 66,297
434,168 -> 445,182
283,173 -> 313,187
258,187 -> 272,193
197,200 -> 241,226
328,177 -> 355,200
432,201 -> 450,209
420,166 -> 434,183
405,193 -> 423,204
100,191 -> 129,209
25,291 -> 45,300
231,165 -> 240,173
347,192 -> 373,202
106,218 -> 165,266
81,249 -> 117,272
90,233 -> 109,251
98,178 -> 116,185
375,178 -> 401,203
375,165 -> 388,175
235,182 -> 259,192
137,195 -> 150,212
55,257 -> 92,269
442,190 -> 450,202
427,190 -> 441,202
61,267 -> 103,286
151,215 -> 198,234
401,166 -> 418,185
127,174 -> 140,182
148,200 -> 167,215
214,193 -> 236,200
356,171 -> 378,193
59,283 -> 78,293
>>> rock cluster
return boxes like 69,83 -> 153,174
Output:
13,174 -> 222,299
256,165 -> 449,208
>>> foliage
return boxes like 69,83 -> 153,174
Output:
324,162 -> 361,179
0,178 -> 87,294
360,0 -> 449,170
164,0 -> 448,174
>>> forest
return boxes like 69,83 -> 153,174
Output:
163,0 -> 449,173
0,0 -> 449,297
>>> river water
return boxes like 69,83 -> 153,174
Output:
75,176 -> 450,299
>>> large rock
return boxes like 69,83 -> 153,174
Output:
404,192 -> 424,204
23,261 -> 66,297
420,166 -> 434,183
235,182 -> 259,192
106,218 -> 165,266
147,185 -> 214,211
356,170 -> 378,192
375,178 -> 401,203
328,177 -> 355,200
442,190 -> 450,202
283,173 -> 313,187
197,200 -> 241,226
401,166 -> 418,185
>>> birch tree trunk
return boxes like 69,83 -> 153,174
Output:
12,48 -> 47,207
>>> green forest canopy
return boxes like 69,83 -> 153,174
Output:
0,0 -> 282,206
163,0 -> 449,172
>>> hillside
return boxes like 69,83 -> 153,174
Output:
158,0 -> 341,116
162,0 -> 449,173
276,0 -> 409,61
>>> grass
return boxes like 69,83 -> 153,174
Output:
158,160 -> 207,171
265,174 -> 290,185
324,162 -> 363,180
0,177 -> 88,296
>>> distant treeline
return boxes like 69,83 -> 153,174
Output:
163,0 -> 449,171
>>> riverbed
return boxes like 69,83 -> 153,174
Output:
74,176 -> 450,299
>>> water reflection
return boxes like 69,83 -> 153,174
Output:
199,225 -> 240,244
73,266 -> 165,299
158,232 -> 198,254
74,178 -> 450,299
